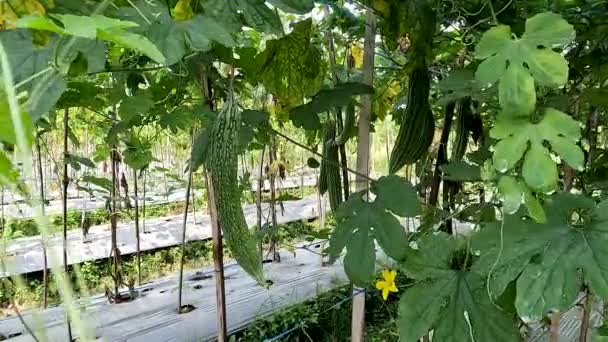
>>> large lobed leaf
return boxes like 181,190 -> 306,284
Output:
491,108 -> 583,193
327,175 -> 419,286
398,233 -> 521,342
472,193 -> 608,319
474,12 -> 575,117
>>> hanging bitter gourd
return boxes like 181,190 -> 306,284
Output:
207,95 -> 264,285
453,97 -> 471,160
389,64 -> 435,174
320,122 -> 342,211
333,102 -> 355,146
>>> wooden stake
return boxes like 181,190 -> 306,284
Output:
351,8 -> 376,342
177,131 -> 195,313
207,171 -> 227,341
256,146 -> 266,262
133,168 -> 141,285
62,108 -> 73,341
36,137 -> 49,308
579,289 -> 592,342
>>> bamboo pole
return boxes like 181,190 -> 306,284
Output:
133,168 -> 141,285
351,9 -> 376,342
177,132 -> 195,313
207,171 -> 227,340
61,108 -> 73,340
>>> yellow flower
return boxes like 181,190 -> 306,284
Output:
376,269 -> 398,301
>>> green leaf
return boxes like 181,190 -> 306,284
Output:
189,15 -> 236,47
474,25 -> 512,60
241,110 -> 269,127
0,151 -> 22,189
524,189 -> 546,223
254,19 -> 325,108
498,176 -> 524,214
237,0 -> 283,35
267,0 -> 314,14
521,12 -> 576,47
498,64 -> 536,117
329,177 -> 420,277
0,30 -> 56,86
15,15 -> 65,34
119,92 -> 154,124
527,48 -> 569,86
65,154 -> 95,171
399,233 -> 521,342
371,175 -> 420,217
344,226 -> 375,286
81,175 -> 112,192
291,82 -> 373,130
472,193 -> 608,319
490,108 -> 583,191
474,12 -> 575,117
124,148 -> 154,170
190,127 -> 212,172
98,29 -> 165,64
26,69 -> 66,121
0,97 -> 34,147
522,143 -> 557,192
441,161 -> 481,181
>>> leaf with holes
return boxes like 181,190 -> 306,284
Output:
398,233 -> 521,342
491,108 -> 582,192
474,12 -> 574,117
472,193 -> 608,319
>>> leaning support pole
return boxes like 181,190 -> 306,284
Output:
177,132 -> 195,313
351,8 -> 376,342
207,171 -> 227,340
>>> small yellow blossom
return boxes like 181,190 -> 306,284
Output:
376,269 -> 398,300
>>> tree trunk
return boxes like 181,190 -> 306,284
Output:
133,168 -> 141,285
351,9 -> 376,342
177,132 -> 194,313
36,137 -> 49,309
62,109 -> 73,340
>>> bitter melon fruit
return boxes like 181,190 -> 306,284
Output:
453,97 -> 471,160
389,64 -> 435,174
334,103 -> 355,146
320,122 -> 342,211
207,95 -> 264,285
